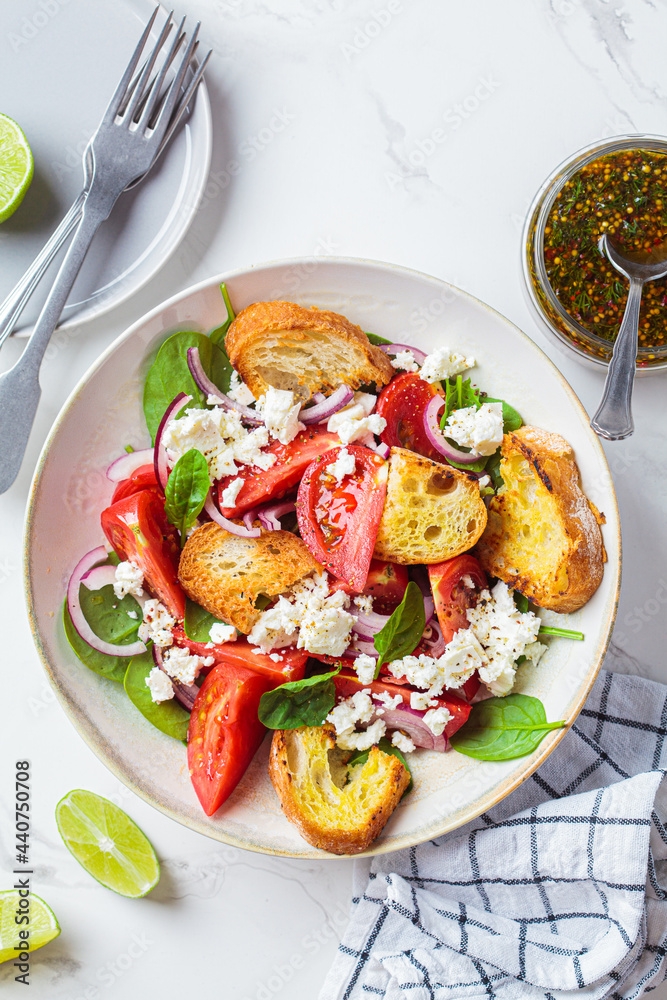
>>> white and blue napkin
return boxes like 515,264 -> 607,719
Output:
320,670 -> 667,999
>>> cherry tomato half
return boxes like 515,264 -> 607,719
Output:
428,554 -> 487,645
111,465 -> 159,504
101,488 -> 185,620
217,427 -> 341,515
297,445 -> 388,592
172,629 -> 307,685
330,558 -> 409,614
377,372 -> 444,461
187,662 -> 271,816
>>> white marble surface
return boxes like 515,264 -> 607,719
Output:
2,0 -> 667,997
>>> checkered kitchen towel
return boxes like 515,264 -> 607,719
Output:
320,670 -> 667,1000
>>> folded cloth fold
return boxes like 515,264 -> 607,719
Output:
320,670 -> 667,1000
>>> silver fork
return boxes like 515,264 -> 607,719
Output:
0,8 -> 206,493
0,49 -> 208,348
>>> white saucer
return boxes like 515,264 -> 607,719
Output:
0,0 -> 212,335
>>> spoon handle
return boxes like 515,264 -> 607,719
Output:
590,276 -> 642,441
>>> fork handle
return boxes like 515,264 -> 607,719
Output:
590,276 -> 642,441
0,197 -> 113,494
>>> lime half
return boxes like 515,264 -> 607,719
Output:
0,114 -> 33,223
0,891 -> 60,964
55,790 -> 160,898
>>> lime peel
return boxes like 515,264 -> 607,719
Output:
0,114 -> 34,223
0,891 -> 60,964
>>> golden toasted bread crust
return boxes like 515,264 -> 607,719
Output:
178,522 -> 321,633
373,447 -> 487,564
225,300 -> 394,400
269,725 -> 409,855
476,426 -> 606,613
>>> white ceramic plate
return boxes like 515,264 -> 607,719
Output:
25,258 -> 621,858
0,0 -> 211,335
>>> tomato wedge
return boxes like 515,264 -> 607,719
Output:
329,558 -> 409,613
111,464 -> 159,504
333,671 -> 471,739
172,629 -> 307,685
377,372 -> 444,461
428,554 -> 487,644
297,445 -> 388,592
188,662 -> 271,816
101,488 -> 186,620
217,427 -> 340,515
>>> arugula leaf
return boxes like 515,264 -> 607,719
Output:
347,737 -> 413,794
143,331 -> 233,443
365,332 -> 393,346
449,694 -> 566,761
62,600 -> 126,682
258,667 -> 342,729
539,626 -> 585,640
184,597 -> 227,643
374,581 -> 425,677
164,449 -> 210,545
482,395 -> 523,433
78,585 -> 141,645
124,650 -> 191,741
209,284 -> 236,347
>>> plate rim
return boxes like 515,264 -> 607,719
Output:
23,255 -> 622,858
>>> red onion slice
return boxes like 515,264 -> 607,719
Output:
152,645 -> 199,712
257,501 -> 296,531
351,610 -> 390,641
423,395 -> 482,465
243,509 -> 257,530
373,703 -> 447,752
67,547 -> 146,658
379,343 -> 427,364
421,620 -> 447,657
346,639 -> 378,658
186,347 -> 262,425
106,448 -> 154,483
411,567 -> 435,625
153,392 -> 192,491
299,385 -> 354,424
204,490 -> 261,537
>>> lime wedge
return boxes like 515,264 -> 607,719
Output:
0,891 -> 60,964
0,114 -> 33,223
55,790 -> 159,898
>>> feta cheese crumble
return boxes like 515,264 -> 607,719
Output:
327,392 -> 386,445
466,581 -> 541,696
419,347 -> 475,384
325,447 -> 356,484
353,594 -> 373,613
423,706 -> 452,736
145,667 -> 174,703
391,349 -> 419,372
410,691 -> 438,711
161,646 -> 214,686
444,402 -> 504,457
374,690 -> 403,711
113,560 -> 144,600
138,600 -> 175,648
353,653 -> 376,686
327,690 -> 374,737
391,730 -> 416,753
247,572 -> 355,657
162,405 -> 276,481
209,623 -> 237,644
228,370 -> 256,406
219,477 -> 245,508
256,386 -> 304,445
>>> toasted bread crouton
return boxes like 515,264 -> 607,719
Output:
178,522 -> 321,633
476,426 -> 606,613
373,447 -> 487,564
225,301 -> 394,401
269,725 -> 409,855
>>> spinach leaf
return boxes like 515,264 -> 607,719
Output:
78,584 -> 141,645
143,331 -> 233,443
486,449 -> 503,491
482,395 -> 523,433
164,449 -> 210,545
513,591 -> 529,614
374,581 -> 425,677
124,650 -> 191,741
258,667 -> 342,729
347,737 -> 413,794
184,597 -> 227,643
449,694 -> 566,761
62,600 -> 126,683
209,284 -> 236,348
365,332 -> 393,346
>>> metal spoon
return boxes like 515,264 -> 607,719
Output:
590,233 -> 667,440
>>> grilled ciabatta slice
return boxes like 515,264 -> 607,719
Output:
269,725 -> 409,855
476,426 -> 606,613
225,301 -> 394,401
178,522 -> 321,633
373,447 -> 487,564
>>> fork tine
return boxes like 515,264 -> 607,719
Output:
151,49 -> 211,148
149,22 -> 201,138
123,11 -> 174,124
138,16 -> 187,128
101,5 -> 160,123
